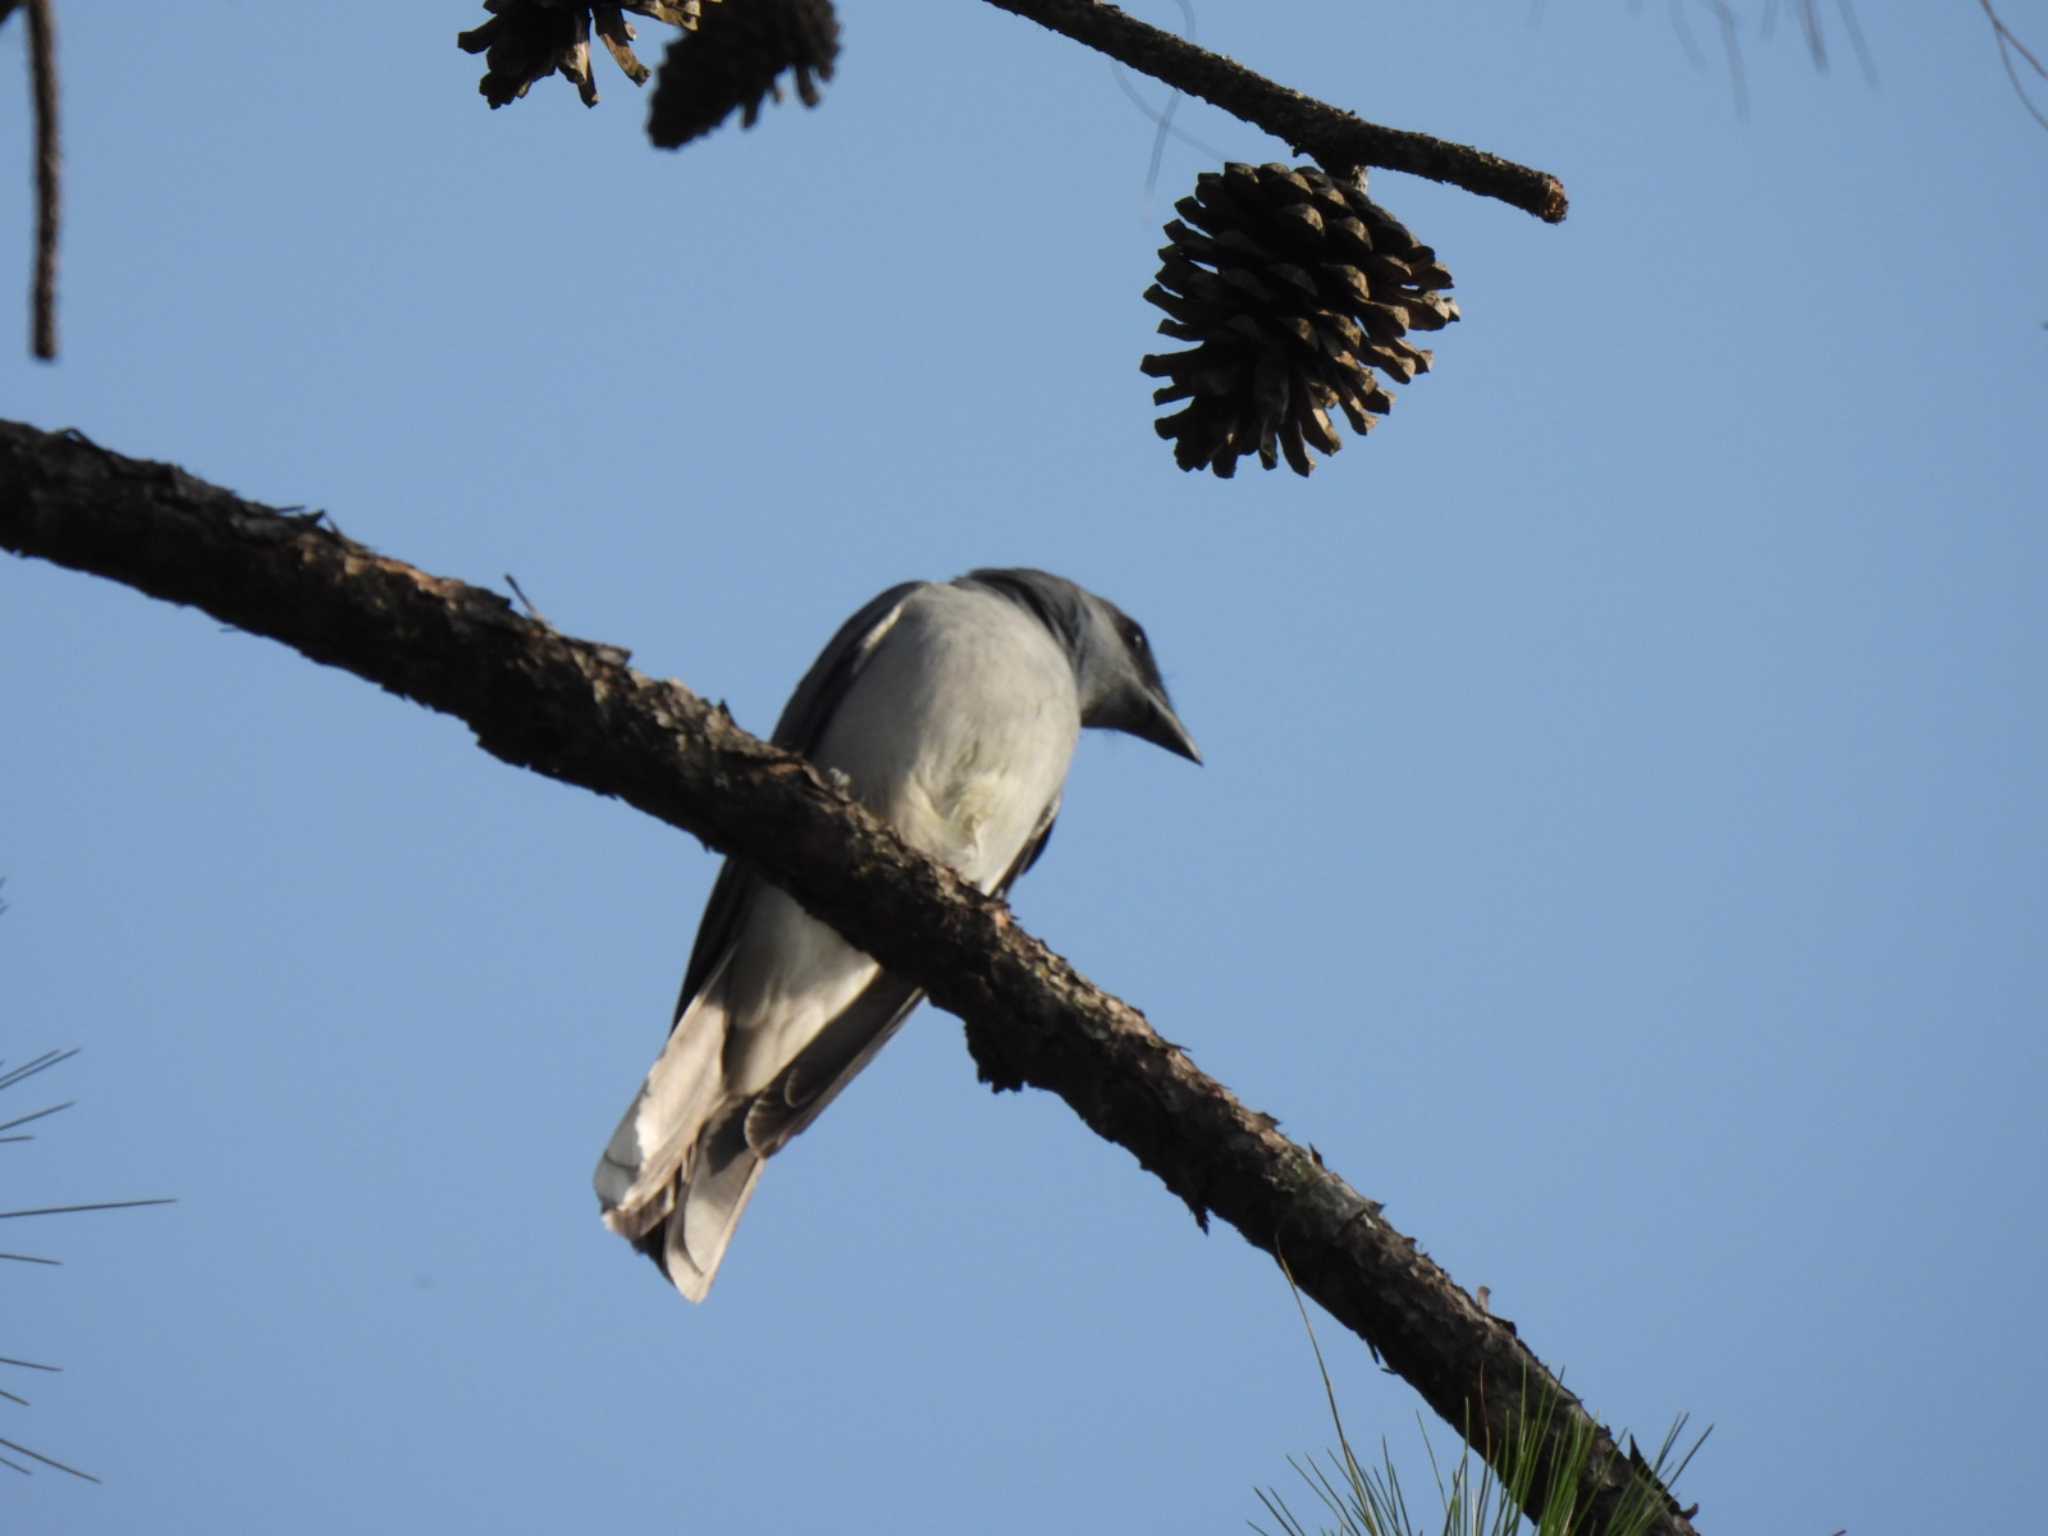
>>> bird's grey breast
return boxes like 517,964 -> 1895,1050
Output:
812,582 -> 1081,888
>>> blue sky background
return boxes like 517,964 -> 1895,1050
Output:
3,3 -> 2043,1531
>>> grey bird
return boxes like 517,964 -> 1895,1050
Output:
594,568 -> 1200,1301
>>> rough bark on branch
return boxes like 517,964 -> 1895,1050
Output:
981,0 -> 1569,222
0,419 -> 1692,1536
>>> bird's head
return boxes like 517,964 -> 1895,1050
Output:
966,567 -> 1201,765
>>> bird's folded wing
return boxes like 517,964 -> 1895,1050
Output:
666,583 -> 923,1029
740,793 -> 1061,1157
742,973 -> 925,1155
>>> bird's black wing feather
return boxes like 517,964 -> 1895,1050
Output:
668,582 -> 925,1029
767,581 -> 926,755
741,795 -> 1062,1154
998,797 -> 1060,895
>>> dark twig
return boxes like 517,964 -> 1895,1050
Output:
504,573 -> 548,623
979,0 -> 1569,222
1979,0 -> 2048,129
24,0 -> 59,359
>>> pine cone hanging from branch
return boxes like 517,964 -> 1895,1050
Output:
457,1 -> 701,110
647,0 -> 840,149
1141,162 -> 1460,479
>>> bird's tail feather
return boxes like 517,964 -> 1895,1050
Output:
596,977 -> 769,1300
595,991 -> 729,1242
656,1112 -> 765,1303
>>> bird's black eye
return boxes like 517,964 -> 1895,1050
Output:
1123,620 -> 1148,653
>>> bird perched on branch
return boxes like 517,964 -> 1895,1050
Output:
594,568 -> 1200,1301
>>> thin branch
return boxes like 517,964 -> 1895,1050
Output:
1979,0 -> 2048,130
0,421 -> 1693,1536
979,0 -> 1569,222
24,0 -> 59,359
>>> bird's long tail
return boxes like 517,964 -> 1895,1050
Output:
594,993 -> 761,1301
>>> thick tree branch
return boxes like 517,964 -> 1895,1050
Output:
0,420 -> 1691,1536
980,0 -> 1569,222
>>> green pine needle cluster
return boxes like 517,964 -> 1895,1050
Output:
1253,1276 -> 1707,1536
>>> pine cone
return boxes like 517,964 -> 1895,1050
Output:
648,0 -> 840,149
458,2 -> 698,109
1141,162 -> 1460,478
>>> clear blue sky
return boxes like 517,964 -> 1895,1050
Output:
4,3 -> 2043,1531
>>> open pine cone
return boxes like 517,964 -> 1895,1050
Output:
457,1 -> 702,109
1141,162 -> 1460,478
647,0 -> 841,149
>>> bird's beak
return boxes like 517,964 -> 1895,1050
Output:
1134,691 -> 1202,765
